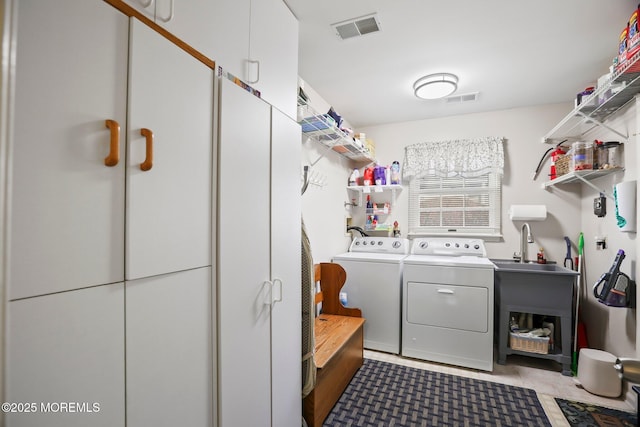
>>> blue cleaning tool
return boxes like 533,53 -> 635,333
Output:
614,186 -> 627,228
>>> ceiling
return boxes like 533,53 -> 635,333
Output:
285,0 -> 636,128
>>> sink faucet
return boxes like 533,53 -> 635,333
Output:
517,223 -> 534,263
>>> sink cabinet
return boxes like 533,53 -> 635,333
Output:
494,268 -> 577,375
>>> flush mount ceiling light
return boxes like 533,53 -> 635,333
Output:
413,73 -> 459,100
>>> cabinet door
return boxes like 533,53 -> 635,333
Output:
249,0 -> 298,119
126,19 -> 213,281
123,0 -> 155,19
126,267 -> 213,426
155,0 -> 218,60
7,284 -> 125,427
9,0 -> 128,300
208,0 -> 250,78
218,78 -> 272,427
270,109 -> 302,426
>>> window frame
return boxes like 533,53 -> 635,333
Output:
407,171 -> 502,240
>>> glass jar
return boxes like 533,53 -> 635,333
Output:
571,141 -> 594,171
596,143 -> 608,169
603,141 -> 623,169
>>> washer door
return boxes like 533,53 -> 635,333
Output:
406,281 -> 488,333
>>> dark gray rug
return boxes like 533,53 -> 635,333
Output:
324,358 -> 551,427
555,398 -> 636,426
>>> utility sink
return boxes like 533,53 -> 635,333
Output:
490,259 -> 578,276
491,258 -> 578,376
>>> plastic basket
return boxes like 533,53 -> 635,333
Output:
555,154 -> 570,177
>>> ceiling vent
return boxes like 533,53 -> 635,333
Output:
445,92 -> 479,104
331,14 -> 381,40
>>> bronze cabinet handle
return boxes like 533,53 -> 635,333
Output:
140,128 -> 154,171
104,119 -> 120,167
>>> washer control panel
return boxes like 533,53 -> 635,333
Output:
411,237 -> 487,257
349,237 -> 410,254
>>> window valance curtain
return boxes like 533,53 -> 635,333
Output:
402,137 -> 504,180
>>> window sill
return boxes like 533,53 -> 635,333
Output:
408,232 -> 503,242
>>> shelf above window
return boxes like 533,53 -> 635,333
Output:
298,96 -> 374,163
542,50 -> 640,144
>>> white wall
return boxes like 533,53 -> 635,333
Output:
575,102 -> 637,358
360,103 -> 582,264
301,141 -> 354,262
301,86 -> 638,364
299,79 -> 356,262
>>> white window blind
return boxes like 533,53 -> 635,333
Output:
402,137 -> 504,238
408,172 -> 502,237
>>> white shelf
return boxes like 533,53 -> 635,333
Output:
543,167 -> 624,198
346,185 -> 403,207
298,97 -> 374,163
542,50 -> 640,143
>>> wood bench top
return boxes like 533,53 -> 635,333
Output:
314,314 -> 365,369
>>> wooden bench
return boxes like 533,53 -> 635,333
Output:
303,262 -> 365,427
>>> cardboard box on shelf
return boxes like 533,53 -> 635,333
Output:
365,138 -> 375,159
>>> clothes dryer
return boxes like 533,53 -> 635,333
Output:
402,237 -> 495,371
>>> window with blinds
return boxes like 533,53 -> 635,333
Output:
408,172 -> 502,237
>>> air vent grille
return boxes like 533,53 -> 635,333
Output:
445,92 -> 479,104
332,14 -> 381,40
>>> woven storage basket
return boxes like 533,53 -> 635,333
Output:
509,332 -> 549,354
555,154 -> 570,177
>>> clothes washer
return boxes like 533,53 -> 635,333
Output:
333,237 -> 410,354
402,237 -> 495,371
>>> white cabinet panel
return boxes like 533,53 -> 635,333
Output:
250,0 -> 299,119
123,0 -> 155,19
9,0 -> 128,300
126,267 -> 213,427
7,284 -> 125,427
209,0 -> 250,78
218,79 -> 301,426
270,109 -> 302,426
7,4 -> 216,427
218,78 -> 272,427
126,20 -> 213,281
207,0 -> 298,119
156,0 -> 219,60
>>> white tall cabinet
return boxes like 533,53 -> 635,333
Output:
123,0 -> 299,119
123,0 -> 219,63
218,78 -> 301,426
6,2 -> 214,426
248,0 -> 299,119
209,0 -> 298,119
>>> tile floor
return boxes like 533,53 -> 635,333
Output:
364,349 -> 636,427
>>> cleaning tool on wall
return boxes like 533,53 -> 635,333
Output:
593,249 -> 636,308
575,233 -> 589,351
563,236 -> 573,270
614,181 -> 636,232
572,232 -> 584,376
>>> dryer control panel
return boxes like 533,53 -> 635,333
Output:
349,237 -> 410,254
411,237 -> 487,257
